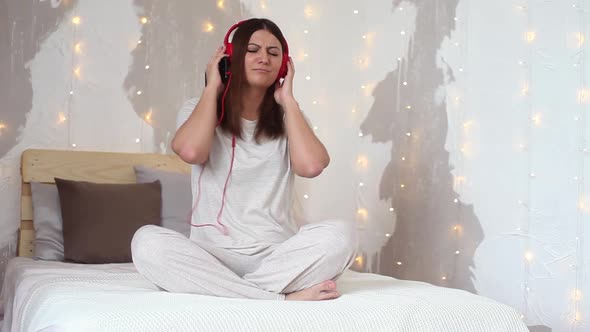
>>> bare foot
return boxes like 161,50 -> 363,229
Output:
285,280 -> 340,301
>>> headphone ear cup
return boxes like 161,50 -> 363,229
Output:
225,43 -> 233,57
217,42 -> 232,84
278,54 -> 289,79
218,56 -> 230,84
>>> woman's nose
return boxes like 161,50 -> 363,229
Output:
258,53 -> 270,64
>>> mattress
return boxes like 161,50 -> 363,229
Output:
0,257 -> 527,332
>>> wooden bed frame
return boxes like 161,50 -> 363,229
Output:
18,148 -> 190,257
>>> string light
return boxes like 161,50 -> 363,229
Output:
140,17 -> 148,24
217,0 -> 224,9
304,5 -> 314,17
520,2 -> 534,323
203,22 -> 214,33
58,112 -> 67,124
573,1 -> 586,328
67,12 -> 81,149
144,110 -> 152,124
357,208 -> 368,218
0,122 -> 6,136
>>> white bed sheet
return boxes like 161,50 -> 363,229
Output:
0,257 -> 527,332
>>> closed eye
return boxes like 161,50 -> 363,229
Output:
248,43 -> 281,56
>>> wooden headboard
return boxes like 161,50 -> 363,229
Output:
19,149 -> 190,257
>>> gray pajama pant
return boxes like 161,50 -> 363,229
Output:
131,219 -> 357,300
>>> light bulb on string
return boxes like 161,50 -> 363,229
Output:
58,112 -> 67,124
203,22 -> 214,33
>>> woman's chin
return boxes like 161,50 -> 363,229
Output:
247,78 -> 275,89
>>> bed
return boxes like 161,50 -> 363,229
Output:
0,149 -> 528,332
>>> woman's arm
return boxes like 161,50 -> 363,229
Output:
275,58 -> 330,178
171,46 -> 227,164
283,99 -> 330,178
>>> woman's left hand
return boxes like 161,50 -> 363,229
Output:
274,57 -> 296,107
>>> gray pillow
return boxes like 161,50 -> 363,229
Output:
133,166 -> 191,237
30,182 -> 64,261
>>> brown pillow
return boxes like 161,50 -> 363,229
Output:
54,178 -> 162,264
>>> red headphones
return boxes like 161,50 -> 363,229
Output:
222,20 -> 290,82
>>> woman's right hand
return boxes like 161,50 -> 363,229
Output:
205,45 -> 228,96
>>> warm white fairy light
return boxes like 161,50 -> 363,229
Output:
217,0 -> 224,9
58,112 -> 67,124
203,22 -> 214,33
525,31 -> 536,43
145,65 -> 150,69
357,208 -> 368,218
140,17 -> 148,24
136,90 -> 142,95
71,16 -> 81,25
303,194 -> 309,199
304,5 -> 314,17
135,138 -> 140,143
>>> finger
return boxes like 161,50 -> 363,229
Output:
287,57 -> 294,75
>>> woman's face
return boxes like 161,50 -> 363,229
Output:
243,29 -> 283,89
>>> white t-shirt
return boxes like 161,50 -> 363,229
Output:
176,98 -> 299,254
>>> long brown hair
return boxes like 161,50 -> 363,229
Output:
217,18 -> 287,143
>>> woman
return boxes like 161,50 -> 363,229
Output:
132,18 -> 356,301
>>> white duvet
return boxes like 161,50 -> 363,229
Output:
0,257 -> 527,332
